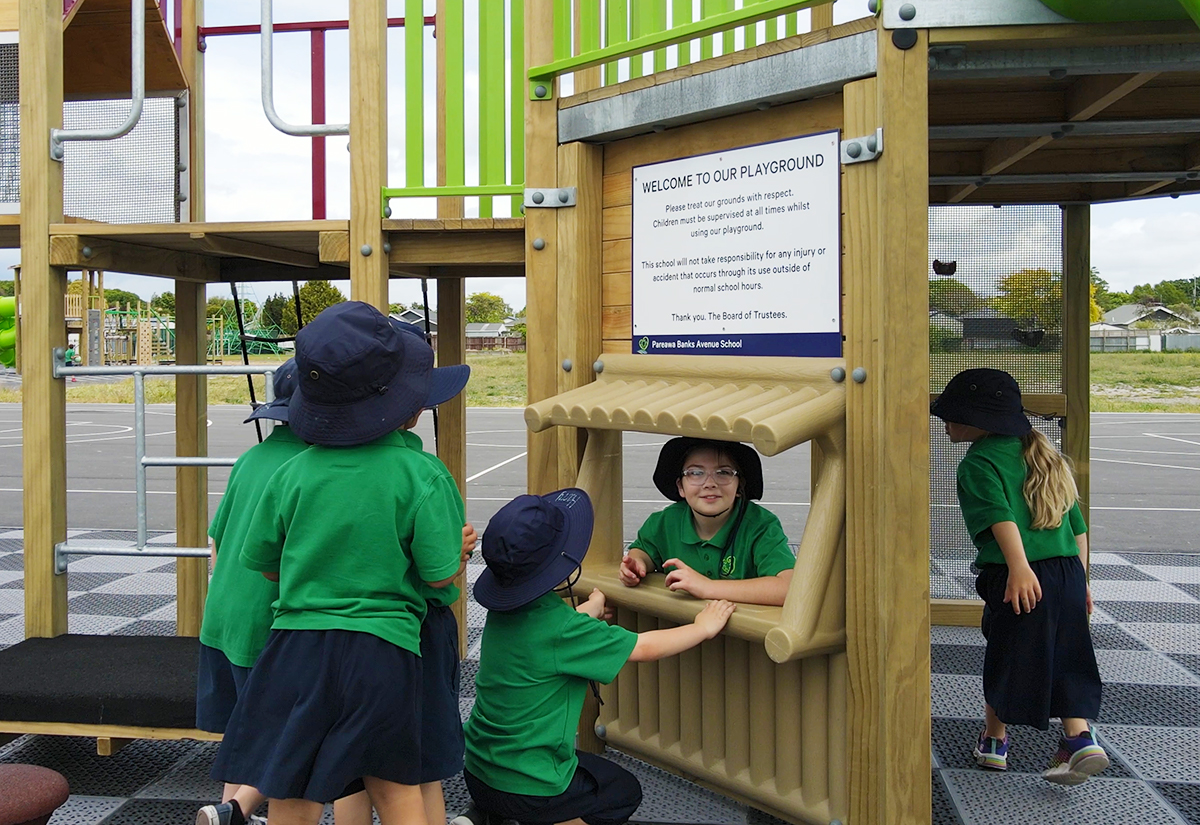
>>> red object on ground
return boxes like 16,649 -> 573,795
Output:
0,764 -> 70,825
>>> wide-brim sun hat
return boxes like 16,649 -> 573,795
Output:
388,319 -> 471,407
287,301 -> 434,447
652,437 -> 764,502
930,368 -> 1031,437
244,357 -> 301,424
474,488 -> 594,612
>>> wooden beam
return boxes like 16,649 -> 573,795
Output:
948,72 -> 1158,203
96,736 -> 133,757
428,264 -> 525,280
217,259 -> 349,284
21,0 -> 69,639
386,232 -> 525,267
1126,140 -> 1200,198
349,0 -> 389,310
931,599 -> 984,627
0,0 -> 17,32
436,276 -> 468,657
175,274 -> 210,637
0,720 -> 221,741
1062,206 -> 1091,537
811,1 -> 834,30
319,230 -> 351,263
189,233 -> 319,269
844,24 -> 932,825
182,0 -> 205,222
49,236 -> 200,280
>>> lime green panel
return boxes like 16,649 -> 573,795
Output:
405,0 -> 424,189
606,0 -> 628,86
510,0 -> 525,215
478,0 -> 505,218
444,0 -> 465,187
673,0 -> 693,66
580,0 -> 601,52
553,0 -> 572,60
1037,0 -> 1191,21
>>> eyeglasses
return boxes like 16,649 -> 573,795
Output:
680,468 -> 739,486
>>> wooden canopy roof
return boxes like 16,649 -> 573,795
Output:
63,0 -> 187,97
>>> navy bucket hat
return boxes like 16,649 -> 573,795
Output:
244,358 -> 300,424
389,319 -> 472,408
474,488 -> 594,612
652,437 -> 765,502
287,301 -> 434,447
930,368 -> 1032,437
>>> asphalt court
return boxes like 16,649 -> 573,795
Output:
0,403 -> 1196,553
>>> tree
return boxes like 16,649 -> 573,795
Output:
991,268 -> 1063,330
1155,282 -> 1187,307
260,293 -> 290,330
101,288 -> 143,310
928,278 -> 983,316
0,280 -> 12,297
150,291 -> 175,316
281,280 -> 346,334
465,291 -> 512,323
1088,281 -> 1102,323
206,296 -> 236,319
388,302 -> 407,316
1168,303 -> 1200,324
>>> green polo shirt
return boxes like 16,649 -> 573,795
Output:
630,500 -> 794,580
410,439 -> 462,609
201,426 -> 308,667
239,429 -> 464,655
956,434 -> 1086,568
464,592 -> 637,796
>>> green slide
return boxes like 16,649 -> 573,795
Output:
1037,0 -> 1200,26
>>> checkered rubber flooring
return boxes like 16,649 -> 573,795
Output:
1,531 -> 1197,825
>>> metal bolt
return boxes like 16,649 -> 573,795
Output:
532,238 -> 546,251
898,3 -> 916,21
176,192 -> 188,202
176,162 -> 188,173
867,0 -> 878,12
383,242 -> 392,254
756,101 -> 770,111
846,141 -> 862,159
852,367 -> 867,384
384,205 -> 393,218
532,191 -> 544,204
595,724 -> 607,739
866,134 -> 877,153
360,245 -> 373,257
558,189 -> 569,203
562,359 -> 572,372
51,143 -> 64,161
593,360 -> 605,374
534,84 -> 548,98
1051,130 -> 1065,140
652,124 -> 666,133
81,246 -> 93,259
175,96 -> 187,108
830,367 -> 846,383
1049,68 -> 1067,80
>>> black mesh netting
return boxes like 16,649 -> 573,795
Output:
928,205 -> 1065,599
0,44 -> 180,222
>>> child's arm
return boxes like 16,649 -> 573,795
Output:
619,548 -> 654,587
627,599 -> 735,662
427,522 -> 478,589
576,588 -> 614,621
662,558 -> 793,606
992,521 -> 1042,614
1075,531 -> 1093,614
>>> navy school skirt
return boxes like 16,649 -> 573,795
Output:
211,628 -> 422,802
976,555 -> 1102,730
195,643 -> 253,734
420,604 -> 465,784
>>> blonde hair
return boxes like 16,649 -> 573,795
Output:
1020,429 -> 1078,530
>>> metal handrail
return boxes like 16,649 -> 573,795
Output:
261,0 -> 349,137
52,351 -> 281,573
50,0 -> 145,160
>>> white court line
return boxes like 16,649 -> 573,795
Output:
0,487 -> 224,497
1092,457 -> 1200,472
1144,433 -> 1200,449
1092,447 -> 1200,457
465,452 -> 528,483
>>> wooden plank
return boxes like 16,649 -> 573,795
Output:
928,21 -> 1200,48
319,230 -> 351,263
810,2 -> 833,30
1062,205 -> 1091,535
189,233 -> 319,268
386,232 -> 525,266
96,737 -> 133,757
349,0 -> 389,310
525,0 -> 560,498
602,338 -> 628,354
1126,140 -> 1200,198
460,218 -> 495,230
49,236 -> 202,281
63,0 -> 188,96
0,0 -> 17,32
603,205 -> 632,240
494,218 -> 525,230
0,720 -> 221,742
602,239 -> 632,274
20,0 -> 68,640
604,173 -> 633,208
437,276 -> 469,658
175,276 -> 210,637
601,305 -> 632,340
182,0 -> 205,222
602,271 -> 632,307
930,599 -> 984,627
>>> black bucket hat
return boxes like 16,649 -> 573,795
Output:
474,488 -> 594,612
930,368 -> 1031,437
652,437 -> 764,502
244,358 -> 300,424
389,319 -> 472,408
287,301 -> 433,447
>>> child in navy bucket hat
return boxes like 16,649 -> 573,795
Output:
456,489 -> 736,825
932,368 -> 1107,785
211,301 -> 471,825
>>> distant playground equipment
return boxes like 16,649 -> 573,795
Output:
0,295 -> 15,368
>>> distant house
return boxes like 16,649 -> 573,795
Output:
959,307 -> 1016,349
1102,303 -> 1191,329
466,322 -> 510,338
929,309 -> 963,336
393,307 -> 438,333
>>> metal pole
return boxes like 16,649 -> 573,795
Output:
134,372 -> 148,549
311,28 -> 328,220
261,0 -> 349,137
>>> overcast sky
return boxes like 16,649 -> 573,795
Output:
3,0 -> 1195,313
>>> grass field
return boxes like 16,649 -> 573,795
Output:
2,350 -> 1197,412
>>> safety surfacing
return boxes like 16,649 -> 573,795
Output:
1,530 -> 1197,825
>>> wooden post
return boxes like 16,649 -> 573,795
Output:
182,0 -> 206,222
20,0 -> 68,638
1062,205 -> 1090,533
843,23 -> 932,825
525,0 -> 560,495
436,276 -> 469,654
349,0 -> 389,310
175,277 -> 209,636
811,1 -> 834,30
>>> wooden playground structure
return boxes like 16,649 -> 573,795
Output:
7,0 -> 1200,821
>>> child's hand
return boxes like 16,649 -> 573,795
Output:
1085,585 -> 1093,615
1003,564 -> 1042,614
577,588 -> 613,621
663,558 -> 712,599
461,522 -> 478,562
692,599 -> 736,638
619,554 -> 647,587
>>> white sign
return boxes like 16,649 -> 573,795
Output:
631,132 -> 841,357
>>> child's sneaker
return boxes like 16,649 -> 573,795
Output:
1042,729 -> 1110,786
196,802 -> 245,825
973,732 -> 1008,771
449,806 -> 489,825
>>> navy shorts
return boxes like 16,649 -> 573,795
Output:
464,752 -> 642,825
211,629 -> 423,802
195,643 -> 253,734
421,604 -> 464,783
976,555 -> 1103,730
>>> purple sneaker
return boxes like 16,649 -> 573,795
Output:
973,731 -> 1008,771
1043,729 -> 1110,786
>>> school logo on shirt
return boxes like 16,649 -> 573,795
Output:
721,555 -> 735,578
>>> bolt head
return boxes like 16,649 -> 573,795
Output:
899,3 -> 916,21
532,238 -> 546,251
81,246 -> 93,259
532,191 -> 545,204
852,367 -> 867,384
652,124 -> 666,133
360,244 -> 373,257
1049,68 -> 1067,80
846,141 -> 862,159
383,242 -> 392,254
830,367 -> 846,383
558,189 -> 569,203
534,84 -> 547,98
866,135 -> 877,153
561,359 -> 573,372
867,0 -> 878,12
384,205 -> 393,218
593,360 -> 605,374
595,724 -> 607,739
